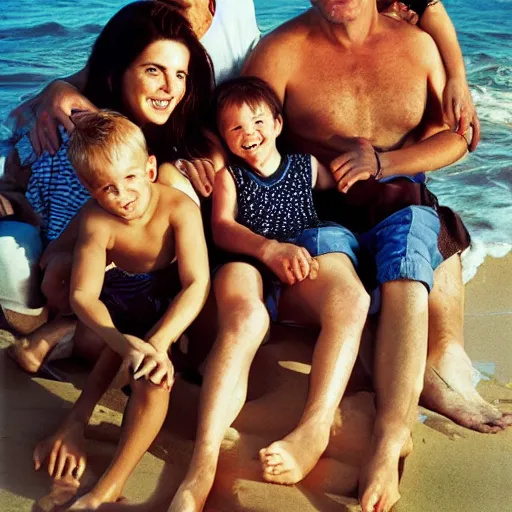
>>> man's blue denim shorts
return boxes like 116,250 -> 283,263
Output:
358,205 -> 444,313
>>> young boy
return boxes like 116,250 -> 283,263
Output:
168,77 -> 370,511
32,110 -> 210,509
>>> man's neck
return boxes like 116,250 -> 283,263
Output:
311,2 -> 379,47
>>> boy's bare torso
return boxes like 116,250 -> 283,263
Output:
93,184 -> 182,274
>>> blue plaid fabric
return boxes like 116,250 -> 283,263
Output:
16,128 -> 90,245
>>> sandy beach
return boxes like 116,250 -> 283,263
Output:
1,253 -> 511,512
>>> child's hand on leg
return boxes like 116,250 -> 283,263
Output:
262,242 -> 317,285
133,351 -> 174,391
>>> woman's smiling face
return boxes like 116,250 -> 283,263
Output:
121,39 -> 190,127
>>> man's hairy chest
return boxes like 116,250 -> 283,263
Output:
284,45 -> 428,148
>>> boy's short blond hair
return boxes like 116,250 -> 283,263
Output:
68,110 -> 148,190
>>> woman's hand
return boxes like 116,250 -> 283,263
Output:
330,138 -> 378,193
175,158 -> 216,197
379,1 -> 419,24
28,81 -> 97,156
443,75 -> 480,151
33,420 -> 87,482
261,241 -> 319,285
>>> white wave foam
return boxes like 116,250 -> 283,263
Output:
461,240 -> 512,283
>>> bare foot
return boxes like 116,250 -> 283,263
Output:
359,448 -> 401,512
36,476 -> 80,512
422,343 -> 512,433
168,474 -> 215,512
259,422 -> 329,485
358,426 -> 412,512
66,493 -> 126,511
7,337 -> 46,373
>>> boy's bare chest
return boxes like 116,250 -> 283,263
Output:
108,221 -> 176,274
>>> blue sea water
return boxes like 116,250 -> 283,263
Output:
0,0 -> 510,278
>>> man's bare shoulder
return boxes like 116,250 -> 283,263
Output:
379,15 -> 439,64
244,11 -> 312,70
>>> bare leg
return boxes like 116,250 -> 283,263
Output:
423,255 -> 512,432
360,280 -> 427,512
68,377 -> 171,510
259,253 -> 369,484
169,263 -> 270,512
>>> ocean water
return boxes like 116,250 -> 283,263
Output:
0,0 -> 510,280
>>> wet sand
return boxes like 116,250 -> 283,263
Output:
1,254 -> 511,512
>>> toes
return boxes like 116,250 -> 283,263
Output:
262,469 -> 294,485
264,462 -> 285,476
263,453 -> 282,467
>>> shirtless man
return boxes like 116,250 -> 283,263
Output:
242,1 -> 512,510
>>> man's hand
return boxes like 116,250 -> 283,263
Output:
175,158 -> 216,197
262,241 -> 319,285
443,76 -> 480,151
330,138 -> 378,193
28,81 -> 97,156
33,421 -> 87,482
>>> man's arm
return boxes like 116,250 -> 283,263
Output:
69,207 -> 146,356
10,66 -> 96,156
145,193 -> 210,353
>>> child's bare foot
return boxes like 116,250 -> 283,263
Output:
259,422 -> 330,485
36,475 -> 80,512
67,492 -> 126,510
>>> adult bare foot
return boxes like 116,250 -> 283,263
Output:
259,422 -> 330,485
422,343 -> 512,433
358,432 -> 412,512
7,337 -> 45,373
168,473 -> 215,512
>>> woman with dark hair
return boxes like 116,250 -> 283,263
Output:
3,1 -> 213,377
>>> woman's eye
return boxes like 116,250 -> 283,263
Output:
177,72 -> 187,80
146,66 -> 159,75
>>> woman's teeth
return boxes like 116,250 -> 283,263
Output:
150,99 -> 170,109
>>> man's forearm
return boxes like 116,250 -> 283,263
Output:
379,130 -> 468,177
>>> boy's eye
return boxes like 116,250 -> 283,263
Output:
126,174 -> 136,181
103,185 -> 115,193
231,126 -> 242,132
255,120 -> 264,125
